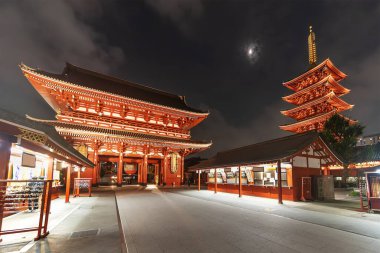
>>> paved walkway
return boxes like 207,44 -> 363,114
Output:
2,186 -> 380,253
116,186 -> 380,253
0,190 -> 122,253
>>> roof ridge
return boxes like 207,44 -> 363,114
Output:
217,131 -> 318,155
64,62 -> 182,100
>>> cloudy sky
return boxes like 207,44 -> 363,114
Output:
1,0 -> 379,157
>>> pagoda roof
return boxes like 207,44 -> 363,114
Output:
0,108 -> 93,167
281,92 -> 353,117
26,116 -> 212,149
21,63 -> 207,114
283,59 -> 347,91
282,75 -> 350,105
279,111 -> 336,132
188,131 -> 342,170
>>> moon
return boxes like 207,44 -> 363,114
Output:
246,42 -> 260,63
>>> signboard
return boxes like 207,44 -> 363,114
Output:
21,153 -> 36,168
170,153 -> 179,174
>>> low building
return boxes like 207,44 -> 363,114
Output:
0,108 -> 93,180
190,131 -> 342,201
357,133 -> 380,146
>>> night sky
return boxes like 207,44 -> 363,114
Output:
1,1 -> 379,157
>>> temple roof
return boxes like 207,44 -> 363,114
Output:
189,131 -> 342,170
282,75 -> 350,105
26,116 -> 212,148
283,59 -> 347,91
0,108 -> 93,167
281,92 -> 353,117
21,63 -> 206,114
280,111 -> 336,132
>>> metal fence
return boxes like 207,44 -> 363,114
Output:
0,179 -> 53,240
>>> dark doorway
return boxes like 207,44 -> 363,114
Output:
99,162 -> 117,185
147,164 -> 156,184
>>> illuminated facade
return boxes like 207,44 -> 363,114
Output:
20,63 -> 211,186
280,27 -> 354,133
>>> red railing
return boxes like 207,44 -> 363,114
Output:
0,180 -> 53,241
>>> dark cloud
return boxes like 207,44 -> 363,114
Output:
0,0 -> 124,118
0,0 -> 379,158
144,0 -> 203,37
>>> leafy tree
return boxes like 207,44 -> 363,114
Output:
321,114 -> 364,186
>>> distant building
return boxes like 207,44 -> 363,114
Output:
280,26 -> 354,133
356,133 -> 380,146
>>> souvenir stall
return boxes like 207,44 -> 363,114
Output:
366,170 -> 380,212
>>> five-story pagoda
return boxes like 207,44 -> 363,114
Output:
280,26 -> 354,133
20,63 -> 211,186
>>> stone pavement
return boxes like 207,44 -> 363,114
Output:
116,186 -> 380,253
169,189 -> 380,238
1,186 -> 380,253
0,190 -> 122,253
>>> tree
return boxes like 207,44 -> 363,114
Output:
321,114 -> 364,187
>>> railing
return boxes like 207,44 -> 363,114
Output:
73,178 -> 92,197
0,180 -> 53,241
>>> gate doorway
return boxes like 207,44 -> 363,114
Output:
123,163 -> 138,185
99,162 -> 117,185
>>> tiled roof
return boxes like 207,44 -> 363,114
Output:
0,108 -> 93,167
190,131 -> 338,170
354,143 -> 380,163
30,63 -> 206,114
27,118 -> 212,148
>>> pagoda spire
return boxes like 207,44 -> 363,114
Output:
308,26 -> 317,67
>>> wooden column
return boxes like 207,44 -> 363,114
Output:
137,163 -> 141,184
163,149 -> 168,185
0,135 -> 12,179
0,134 -> 13,239
239,166 -> 242,198
47,157 -> 54,180
277,160 -> 283,204
65,164 -> 72,203
214,168 -> 217,194
180,151 -> 185,185
198,170 -> 201,191
142,154 -> 148,185
92,142 -> 100,187
117,143 -> 125,187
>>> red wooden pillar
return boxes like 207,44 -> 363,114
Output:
180,151 -> 185,185
117,143 -> 125,187
239,166 -> 242,198
47,157 -> 54,180
0,134 -> 12,236
277,160 -> 283,204
198,170 -> 201,191
214,168 -> 217,194
142,154 -> 148,185
0,134 -> 12,179
163,149 -> 168,185
92,142 -> 100,187
65,164 -> 72,203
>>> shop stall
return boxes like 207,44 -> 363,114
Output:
366,171 -> 380,212
190,131 -> 343,202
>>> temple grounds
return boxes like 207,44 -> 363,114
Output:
2,187 -> 380,253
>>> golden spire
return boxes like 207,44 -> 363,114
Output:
308,26 -> 317,67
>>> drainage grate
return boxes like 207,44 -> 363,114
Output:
70,229 -> 99,239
